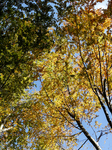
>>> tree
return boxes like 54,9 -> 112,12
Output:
0,0 -> 55,101
0,0 -> 54,149
21,0 -> 112,149
1,0 -> 112,149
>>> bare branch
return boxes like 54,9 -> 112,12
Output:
103,79 -> 112,114
78,139 -> 88,150
95,88 -> 112,128
89,122 -> 97,141
97,131 -> 103,142
76,119 -> 102,150
67,110 -> 102,150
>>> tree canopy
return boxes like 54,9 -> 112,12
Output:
0,0 -> 54,149
0,0 -> 112,149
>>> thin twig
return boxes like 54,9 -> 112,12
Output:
78,139 -> 88,150
89,122 -> 97,141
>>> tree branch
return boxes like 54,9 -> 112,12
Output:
98,50 -> 103,91
0,124 -> 13,134
95,88 -> 112,128
76,119 -> 101,150
103,79 -> 112,114
67,111 -> 102,150
78,139 -> 88,150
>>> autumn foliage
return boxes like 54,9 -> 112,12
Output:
0,0 -> 112,149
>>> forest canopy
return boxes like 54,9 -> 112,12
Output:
0,0 -> 112,150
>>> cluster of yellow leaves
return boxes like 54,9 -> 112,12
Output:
94,121 -> 102,128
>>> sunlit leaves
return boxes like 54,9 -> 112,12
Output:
1,0 -> 112,149
26,1 -> 112,149
0,0 -> 55,149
